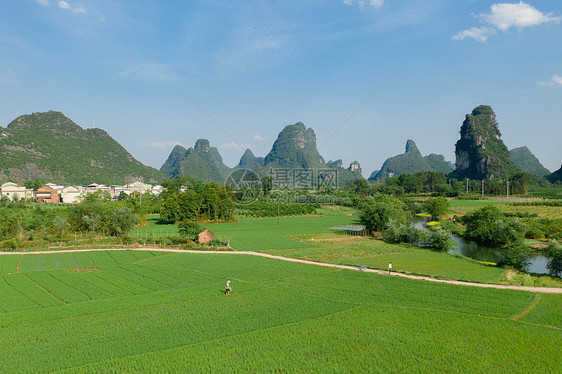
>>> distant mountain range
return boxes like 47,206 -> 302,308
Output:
0,111 -> 163,185
160,122 -> 363,187
2,109 -> 557,187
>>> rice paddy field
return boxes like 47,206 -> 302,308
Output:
449,198 -> 562,219
1,250 -> 560,373
204,212 -> 562,288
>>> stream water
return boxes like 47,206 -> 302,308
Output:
412,217 -> 549,275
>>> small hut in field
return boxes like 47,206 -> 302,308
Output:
198,229 -> 214,243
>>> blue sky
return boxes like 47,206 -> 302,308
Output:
1,0 -> 561,176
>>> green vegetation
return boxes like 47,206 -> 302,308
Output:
0,251 -> 560,372
263,122 -> 325,170
452,105 -> 519,180
358,195 -> 409,232
545,240 -> 562,277
510,146 -> 551,177
235,199 -> 319,217
0,111 -> 163,185
0,192 -> 141,250
425,196 -> 450,220
159,179 -> 234,223
461,206 -> 526,246
159,139 -> 232,183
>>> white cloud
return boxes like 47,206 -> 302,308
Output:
58,1 -> 71,10
343,0 -> 383,9
453,2 -> 560,42
538,75 -> 562,86
58,1 -> 86,14
482,2 -> 561,31
452,27 -> 495,42
36,0 -> 50,6
253,134 -> 264,141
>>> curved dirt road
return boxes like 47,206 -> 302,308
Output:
1,247 -> 561,294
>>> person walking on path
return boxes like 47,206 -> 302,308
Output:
225,280 -> 231,295
388,262 -> 392,274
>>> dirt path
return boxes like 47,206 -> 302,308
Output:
1,248 -> 561,294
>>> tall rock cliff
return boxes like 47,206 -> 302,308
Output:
452,105 -> 518,179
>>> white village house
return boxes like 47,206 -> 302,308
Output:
0,182 -> 33,201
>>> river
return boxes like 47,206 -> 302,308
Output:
412,217 -> 550,275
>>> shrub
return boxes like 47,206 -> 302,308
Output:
497,241 -> 531,272
429,230 -> 455,252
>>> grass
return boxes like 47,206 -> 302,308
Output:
0,251 -> 560,372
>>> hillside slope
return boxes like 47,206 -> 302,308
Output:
0,111 -> 163,185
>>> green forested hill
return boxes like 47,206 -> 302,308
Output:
372,140 -> 452,181
160,139 -> 232,183
509,146 -> 550,177
547,165 -> 562,183
0,111 -> 163,185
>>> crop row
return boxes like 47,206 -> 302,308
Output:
0,250 -> 158,275
1,252 -> 559,373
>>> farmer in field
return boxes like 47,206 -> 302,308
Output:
388,262 -> 392,274
225,280 -> 231,295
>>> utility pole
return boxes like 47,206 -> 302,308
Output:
277,195 -> 280,226
466,178 -> 469,194
506,180 -> 509,201
481,179 -> 484,198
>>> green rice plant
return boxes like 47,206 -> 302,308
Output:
86,269 -> 151,295
0,254 -> 21,275
24,271 -> 90,304
3,273 -> 62,307
48,270 -> 113,301
0,276 -> 39,311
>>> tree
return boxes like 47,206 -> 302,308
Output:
510,172 -> 530,195
425,197 -> 450,221
397,173 -> 422,194
109,207 -> 139,240
492,219 -> 528,245
348,178 -> 370,194
429,229 -> 455,252
545,240 -> 562,277
24,178 -> 46,191
360,196 -> 408,232
53,216 -> 70,238
261,176 -> 273,195
497,241 -> 530,272
178,221 -> 202,242
461,205 -> 504,245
